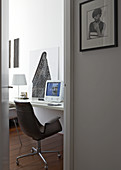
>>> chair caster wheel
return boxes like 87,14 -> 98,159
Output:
16,160 -> 19,166
31,149 -> 34,153
58,153 -> 61,158
44,165 -> 48,169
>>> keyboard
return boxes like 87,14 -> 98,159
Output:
31,100 -> 62,106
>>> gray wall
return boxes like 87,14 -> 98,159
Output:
73,0 -> 121,170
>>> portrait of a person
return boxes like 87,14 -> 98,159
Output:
88,8 -> 106,39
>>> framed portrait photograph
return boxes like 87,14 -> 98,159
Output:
80,0 -> 118,52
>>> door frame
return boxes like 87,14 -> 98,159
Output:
64,0 -> 74,170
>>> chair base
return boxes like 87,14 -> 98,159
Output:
13,119 -> 22,146
16,141 -> 61,169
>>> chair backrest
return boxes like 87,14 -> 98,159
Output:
14,101 -> 43,140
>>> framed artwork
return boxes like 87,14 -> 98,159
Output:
80,0 -> 118,52
14,38 -> 19,67
9,40 -> 11,68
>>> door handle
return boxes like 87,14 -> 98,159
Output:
2,86 -> 13,88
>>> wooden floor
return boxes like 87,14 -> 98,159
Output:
9,126 -> 63,170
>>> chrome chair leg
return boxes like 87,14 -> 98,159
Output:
41,150 -> 61,158
13,119 -> 22,146
16,140 -> 61,168
16,151 -> 37,165
31,147 -> 37,153
38,152 -> 48,165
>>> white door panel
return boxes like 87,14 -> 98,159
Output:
0,0 -> 9,169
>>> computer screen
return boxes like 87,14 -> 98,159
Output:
44,80 -> 64,102
46,82 -> 61,96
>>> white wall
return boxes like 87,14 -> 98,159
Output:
9,0 -> 64,99
73,0 -> 121,170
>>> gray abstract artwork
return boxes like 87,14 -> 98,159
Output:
32,52 -> 51,98
14,38 -> 19,67
9,40 -> 11,68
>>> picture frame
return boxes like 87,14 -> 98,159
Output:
80,0 -> 118,52
9,40 -> 11,68
14,38 -> 19,67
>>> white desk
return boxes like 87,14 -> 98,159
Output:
9,97 -> 64,134
10,98 -> 64,111
31,98 -> 64,111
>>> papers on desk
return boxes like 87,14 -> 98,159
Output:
31,99 -> 64,111
32,100 -> 62,106
47,103 -> 62,106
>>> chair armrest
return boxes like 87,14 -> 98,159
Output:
45,116 -> 60,124
44,116 -> 62,135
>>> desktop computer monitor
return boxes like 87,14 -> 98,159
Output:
44,80 -> 64,102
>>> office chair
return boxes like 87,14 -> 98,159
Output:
9,103 -> 22,146
14,101 -> 62,170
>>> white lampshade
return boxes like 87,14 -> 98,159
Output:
12,74 -> 27,85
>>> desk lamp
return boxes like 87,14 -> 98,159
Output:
12,74 -> 27,98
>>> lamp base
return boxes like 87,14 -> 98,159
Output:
14,97 -> 29,100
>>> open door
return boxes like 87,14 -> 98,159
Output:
0,0 -> 9,169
